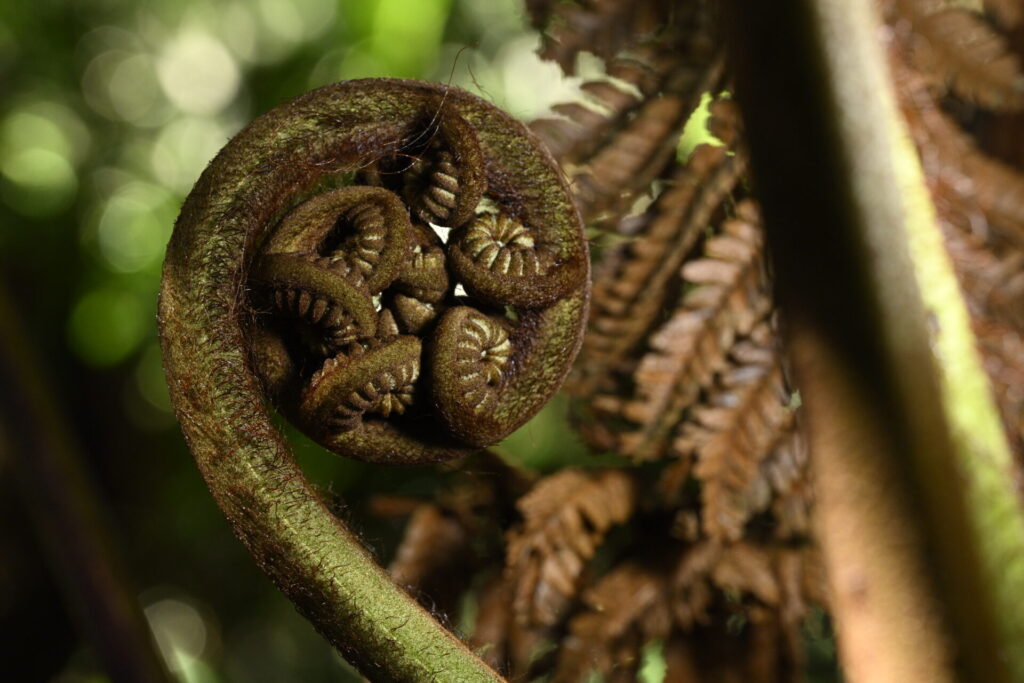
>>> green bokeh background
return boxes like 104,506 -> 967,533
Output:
0,1 -> 749,680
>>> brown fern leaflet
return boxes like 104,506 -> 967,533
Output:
373,2 -> 1024,681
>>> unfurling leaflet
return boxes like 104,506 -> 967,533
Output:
166,79 -> 589,465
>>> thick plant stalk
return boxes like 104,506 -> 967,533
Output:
0,284 -> 170,683
727,0 -> 1024,681
158,78 -> 592,681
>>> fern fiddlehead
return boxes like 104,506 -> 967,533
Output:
158,78 -> 587,680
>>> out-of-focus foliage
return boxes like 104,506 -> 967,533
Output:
0,1 -> 596,680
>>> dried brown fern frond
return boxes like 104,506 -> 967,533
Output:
526,0 -> 712,75
762,433 -> 814,538
531,53 -> 726,226
566,102 -> 748,401
674,328 -> 798,542
468,574 -> 557,679
388,504 -> 471,615
672,541 -> 827,669
528,47 -> 675,166
660,610 -> 800,683
505,469 -> 637,627
569,77 -> 723,224
940,205 -> 1024,330
581,197 -> 769,461
554,561 -> 674,682
527,1 -> 724,227
467,576 -> 513,672
377,452 -> 532,619
529,80 -> 643,166
895,53 -> 1024,242
553,541 -> 827,683
892,1 -> 1024,110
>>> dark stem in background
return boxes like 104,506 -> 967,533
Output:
727,0 -> 1024,681
0,283 -> 170,683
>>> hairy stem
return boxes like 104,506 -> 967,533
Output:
159,78 -> 591,681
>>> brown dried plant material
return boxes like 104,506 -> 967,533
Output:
527,0 -> 710,75
526,0 -> 725,230
553,542 -> 827,683
554,561 -> 674,682
763,433 -> 814,538
983,0 -> 1023,28
388,504 -> 471,615
934,200 -> 1024,463
660,615 -> 790,683
530,45 -> 712,166
534,45 -> 700,139
468,576 -> 555,679
467,577 -> 514,673
587,199 -> 770,461
895,2 -> 1024,110
568,142 -> 748,412
529,80 -> 643,166
673,331 -> 798,542
939,204 -> 1024,330
380,451 -> 533,621
532,56 -> 726,226
672,542 -> 827,659
570,89 -> 710,223
892,21 -> 1024,249
505,469 -> 636,627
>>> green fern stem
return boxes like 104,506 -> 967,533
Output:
159,78 -> 588,681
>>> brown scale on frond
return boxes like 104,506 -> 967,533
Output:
505,469 -> 636,628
